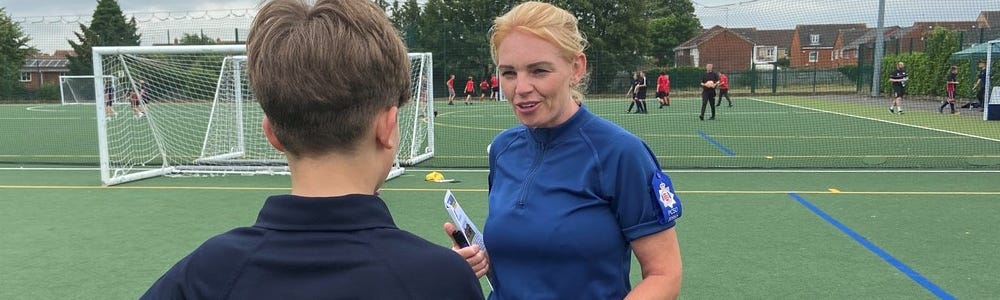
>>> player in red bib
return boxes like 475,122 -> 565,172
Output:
490,74 -> 499,100
656,71 -> 670,108
446,74 -> 456,105
464,76 -> 474,105
716,73 -> 731,107
940,66 -> 959,115
480,79 -> 489,101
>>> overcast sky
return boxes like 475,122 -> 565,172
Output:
5,0 -> 999,53
5,0 -> 998,26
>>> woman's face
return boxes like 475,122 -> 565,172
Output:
496,30 -> 584,128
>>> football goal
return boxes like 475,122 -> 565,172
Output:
93,45 -> 434,186
60,75 -> 102,105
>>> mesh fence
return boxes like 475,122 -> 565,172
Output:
4,0 -> 1000,169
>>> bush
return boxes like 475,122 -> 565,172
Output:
36,83 -> 61,101
644,66 -> 705,90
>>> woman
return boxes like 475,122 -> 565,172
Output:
446,2 -> 683,299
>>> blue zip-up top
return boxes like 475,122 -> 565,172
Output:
484,105 -> 675,299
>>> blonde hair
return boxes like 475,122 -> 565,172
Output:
490,1 -> 588,101
247,0 -> 409,157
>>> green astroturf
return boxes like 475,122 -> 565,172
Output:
1,170 -> 998,299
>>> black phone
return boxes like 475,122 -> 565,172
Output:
451,230 -> 471,248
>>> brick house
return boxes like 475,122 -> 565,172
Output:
977,11 -> 1000,28
19,51 -> 72,90
748,29 -> 795,63
674,26 -> 795,73
790,24 -> 866,68
897,21 -> 980,53
832,28 -> 871,66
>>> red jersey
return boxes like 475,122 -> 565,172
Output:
490,75 -> 498,87
657,74 -> 669,92
465,79 -> 474,92
719,74 -> 729,89
446,77 -> 455,88
480,80 -> 489,90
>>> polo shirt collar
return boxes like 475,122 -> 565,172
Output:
528,104 -> 594,145
254,194 -> 397,231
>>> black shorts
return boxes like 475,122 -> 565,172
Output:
105,100 -> 113,107
656,91 -> 668,98
892,85 -> 905,98
492,87 -> 499,92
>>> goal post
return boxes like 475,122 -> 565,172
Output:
93,45 -> 433,186
60,75 -> 102,105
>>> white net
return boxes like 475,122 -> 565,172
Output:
399,52 -> 435,166
60,75 -> 98,105
95,45 -> 433,186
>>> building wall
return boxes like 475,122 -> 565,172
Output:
674,48 -> 695,68
20,70 -> 65,90
791,31 -> 839,69
696,30 -> 753,73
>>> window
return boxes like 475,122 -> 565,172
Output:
767,48 -> 776,57
810,34 -> 820,45
19,72 -> 31,82
809,51 -> 818,63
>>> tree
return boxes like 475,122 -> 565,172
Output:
178,32 -> 216,45
0,8 -> 35,99
391,0 -> 422,48
552,0 -> 650,93
67,0 -> 141,75
646,0 -> 701,66
923,27 -> 959,97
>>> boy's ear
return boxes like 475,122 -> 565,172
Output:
375,106 -> 399,150
262,116 -> 286,153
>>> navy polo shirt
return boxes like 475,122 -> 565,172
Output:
141,194 -> 484,300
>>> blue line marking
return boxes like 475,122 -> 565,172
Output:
697,130 -> 735,157
789,193 -> 955,300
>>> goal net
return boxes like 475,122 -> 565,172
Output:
94,45 -> 434,186
60,75 -> 100,105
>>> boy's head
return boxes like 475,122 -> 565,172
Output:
247,0 -> 409,158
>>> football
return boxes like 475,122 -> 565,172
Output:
704,80 -> 716,88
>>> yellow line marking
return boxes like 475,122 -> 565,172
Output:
828,188 -> 841,193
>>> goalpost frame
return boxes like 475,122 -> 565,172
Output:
985,39 -> 997,121
93,45 -> 432,186
59,75 -> 101,105
93,45 -> 246,186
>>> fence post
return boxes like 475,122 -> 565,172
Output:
771,64 -> 778,94
958,32 -> 964,50
750,63 -> 756,95
812,65 -> 818,95
857,47 -> 864,93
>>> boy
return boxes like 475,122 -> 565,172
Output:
139,1 -> 484,299
941,66 -> 959,115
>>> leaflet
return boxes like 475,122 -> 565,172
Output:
443,190 -> 495,290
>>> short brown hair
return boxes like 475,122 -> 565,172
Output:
247,0 -> 409,157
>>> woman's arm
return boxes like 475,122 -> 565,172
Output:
625,228 -> 682,300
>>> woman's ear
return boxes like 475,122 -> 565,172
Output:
573,53 -> 588,84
